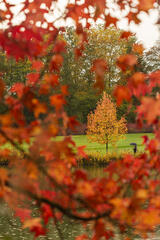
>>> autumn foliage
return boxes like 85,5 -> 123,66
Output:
0,0 -> 159,239
87,93 -> 127,152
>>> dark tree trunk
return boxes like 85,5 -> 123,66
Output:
106,142 -> 108,153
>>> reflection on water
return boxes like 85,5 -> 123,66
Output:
84,166 -> 107,178
0,167 -> 160,240
0,203 -> 85,240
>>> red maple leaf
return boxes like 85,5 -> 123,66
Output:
23,218 -> 46,238
50,54 -> 63,72
14,208 -> 31,223
26,73 -> 40,86
10,83 -> 24,98
41,203 -> 53,225
53,40 -> 66,54
105,15 -> 118,27
32,60 -> 44,72
120,31 -> 132,39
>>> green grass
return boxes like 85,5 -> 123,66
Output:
58,133 -> 154,155
1,133 -> 154,156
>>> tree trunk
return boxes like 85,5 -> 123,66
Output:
106,142 -> 108,153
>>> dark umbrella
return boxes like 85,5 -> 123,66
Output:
130,143 -> 137,154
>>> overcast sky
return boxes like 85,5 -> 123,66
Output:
1,0 -> 160,49
129,10 -> 159,49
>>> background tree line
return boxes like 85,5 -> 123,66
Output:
60,26 -> 137,124
0,26 -> 159,125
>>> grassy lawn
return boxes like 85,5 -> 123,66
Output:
60,133 -> 154,155
1,133 -> 154,156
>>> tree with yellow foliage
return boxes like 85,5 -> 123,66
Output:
87,92 -> 127,152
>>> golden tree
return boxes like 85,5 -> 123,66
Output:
87,92 -> 127,152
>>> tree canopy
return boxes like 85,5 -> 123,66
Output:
60,26 -> 136,123
141,41 -> 160,73
87,92 -> 127,152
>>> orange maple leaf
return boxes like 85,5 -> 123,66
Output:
114,86 -> 131,105
91,59 -> 108,74
138,0 -> 156,11
128,72 -> 146,87
33,103 -> 47,118
117,54 -> 137,72
132,43 -> 144,55
76,234 -> 88,240
137,97 -> 160,124
50,94 -> 66,110
61,85 -> 69,96
44,74 -> 59,88
0,113 -> 12,127
91,59 -> 107,92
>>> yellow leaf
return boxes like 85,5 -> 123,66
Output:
136,189 -> 148,199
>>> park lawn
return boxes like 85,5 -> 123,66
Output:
58,133 -> 154,155
0,133 -> 153,156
